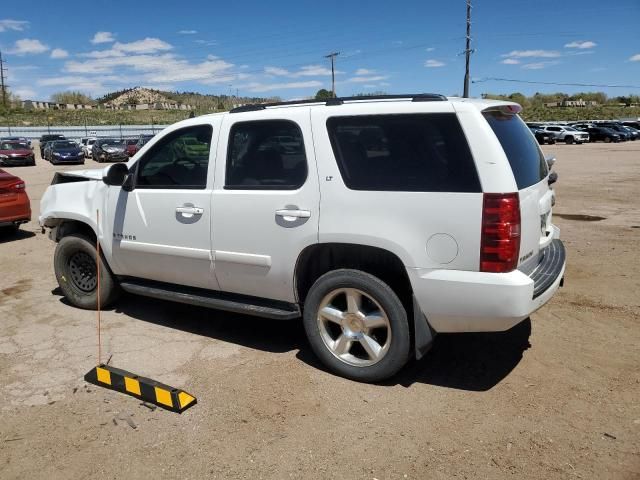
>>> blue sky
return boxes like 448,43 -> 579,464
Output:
1,0 -> 639,101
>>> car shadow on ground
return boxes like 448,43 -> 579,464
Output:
0,228 -> 36,244
52,289 -> 530,391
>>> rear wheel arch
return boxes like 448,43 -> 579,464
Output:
295,243 -> 413,308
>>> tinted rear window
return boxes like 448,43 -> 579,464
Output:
483,111 -> 547,189
326,113 -> 480,192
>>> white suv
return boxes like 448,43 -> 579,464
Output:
40,94 -> 566,382
541,125 -> 589,144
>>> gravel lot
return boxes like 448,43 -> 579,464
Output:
1,141 -> 638,479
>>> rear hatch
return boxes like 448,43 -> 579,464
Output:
483,109 -> 553,273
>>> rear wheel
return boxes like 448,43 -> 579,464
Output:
302,269 -> 410,382
54,233 -> 120,310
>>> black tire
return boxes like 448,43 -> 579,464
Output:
565,136 -> 574,144
302,269 -> 411,382
54,233 -> 120,310
604,136 -> 611,143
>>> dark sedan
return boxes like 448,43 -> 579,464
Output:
39,134 -> 66,156
92,138 -> 128,163
46,140 -> 85,165
576,126 -> 621,143
0,141 -> 36,166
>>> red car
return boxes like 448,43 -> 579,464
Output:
124,138 -> 138,157
0,140 -> 36,167
0,169 -> 31,230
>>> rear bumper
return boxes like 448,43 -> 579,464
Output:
0,193 -> 31,226
409,239 -> 566,333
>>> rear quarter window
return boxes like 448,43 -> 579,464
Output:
483,110 -> 548,189
326,113 -> 480,192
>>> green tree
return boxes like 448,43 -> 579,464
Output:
50,91 -> 95,105
315,89 -> 333,100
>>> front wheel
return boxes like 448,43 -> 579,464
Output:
54,233 -> 120,310
565,136 -> 574,144
302,269 -> 411,382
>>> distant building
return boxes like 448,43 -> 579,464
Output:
544,99 -> 599,108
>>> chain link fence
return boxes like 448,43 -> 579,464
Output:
0,124 -> 170,141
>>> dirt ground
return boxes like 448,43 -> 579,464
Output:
0,141 -> 638,479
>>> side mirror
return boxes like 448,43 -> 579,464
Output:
545,155 -> 556,169
548,171 -> 558,186
103,163 -> 129,186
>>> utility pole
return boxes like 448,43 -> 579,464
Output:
0,50 -> 8,108
463,0 -> 473,98
324,52 -> 340,97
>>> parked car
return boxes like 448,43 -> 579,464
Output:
92,138 -> 128,163
1,136 -> 32,148
529,127 -> 555,145
124,138 -> 139,157
46,140 -> 85,165
598,123 -> 632,141
80,137 -> 98,158
39,134 -> 66,157
540,125 -> 589,144
621,126 -> 640,140
133,134 -> 155,155
40,94 -> 566,382
574,126 -> 621,143
0,140 -> 36,166
0,169 -> 31,231
621,121 -> 640,130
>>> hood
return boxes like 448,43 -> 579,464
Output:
0,148 -> 32,156
54,148 -> 83,154
57,168 -> 105,180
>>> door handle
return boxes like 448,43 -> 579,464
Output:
176,206 -> 204,215
275,209 -> 311,219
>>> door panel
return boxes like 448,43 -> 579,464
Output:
107,121 -> 220,290
211,110 -> 319,302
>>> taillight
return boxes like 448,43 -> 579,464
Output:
480,193 -> 521,273
0,180 -> 25,194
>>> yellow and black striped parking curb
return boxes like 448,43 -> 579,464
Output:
84,364 -> 197,413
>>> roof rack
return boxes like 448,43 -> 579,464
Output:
229,93 -> 446,113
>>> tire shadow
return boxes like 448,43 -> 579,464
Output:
50,286 -> 530,390
0,228 -> 35,244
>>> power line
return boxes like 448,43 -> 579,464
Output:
472,77 -> 640,89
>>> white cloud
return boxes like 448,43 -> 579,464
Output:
355,68 -> 376,75
426,47 -> 435,52
50,48 -> 69,59
521,61 -> 560,70
425,59 -> 445,68
501,58 -> 520,65
502,50 -> 561,58
629,54 -> 640,62
264,66 -> 290,76
245,80 -> 323,93
112,38 -> 172,54
91,31 -> 115,44
293,65 -> 333,77
9,38 -> 49,55
12,87 -> 36,99
178,30 -> 197,34
0,19 -> 29,32
349,75 -> 389,83
564,40 -> 596,49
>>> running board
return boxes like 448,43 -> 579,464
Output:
119,279 -> 301,320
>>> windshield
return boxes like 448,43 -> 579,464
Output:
102,139 -> 124,146
1,142 -> 28,150
53,141 -> 78,148
125,139 -> 137,145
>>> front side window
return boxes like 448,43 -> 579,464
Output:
136,125 -> 212,189
225,120 -> 307,190
327,113 -> 480,192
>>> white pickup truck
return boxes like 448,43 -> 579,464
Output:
40,94 -> 566,382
